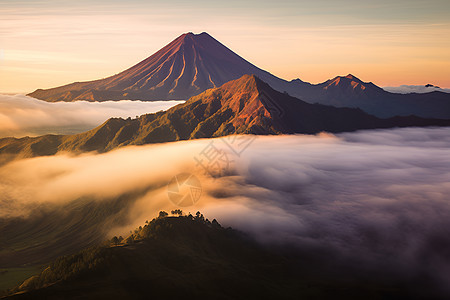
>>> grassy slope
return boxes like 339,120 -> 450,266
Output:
0,268 -> 40,292
0,189 -> 151,293
2,214 -> 425,300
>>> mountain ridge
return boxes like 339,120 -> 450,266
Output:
4,75 -> 450,164
4,213 -> 440,299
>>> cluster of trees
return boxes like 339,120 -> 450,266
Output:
9,210 -> 222,295
110,210 -> 221,246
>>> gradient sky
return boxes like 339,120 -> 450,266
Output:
1,0 -> 449,93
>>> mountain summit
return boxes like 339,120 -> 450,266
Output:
28,32 -> 284,102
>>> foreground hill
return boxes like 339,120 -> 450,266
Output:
3,213 -> 429,300
27,32 -> 450,119
3,75 -> 450,163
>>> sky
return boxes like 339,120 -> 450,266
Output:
1,0 -> 449,93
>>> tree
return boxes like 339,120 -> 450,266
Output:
171,209 -> 183,216
158,211 -> 169,218
194,211 -> 205,223
212,219 -> 221,228
111,236 -> 119,246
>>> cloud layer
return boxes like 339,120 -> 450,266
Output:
1,127 -> 450,295
0,94 -> 183,138
383,85 -> 450,94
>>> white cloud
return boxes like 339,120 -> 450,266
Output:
1,127 -> 450,294
0,93 -> 183,138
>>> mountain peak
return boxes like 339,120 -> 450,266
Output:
215,74 -> 270,101
180,31 -> 212,39
345,74 -> 361,81
222,74 -> 260,88
330,74 -> 363,84
183,31 -> 209,36
325,74 -> 367,89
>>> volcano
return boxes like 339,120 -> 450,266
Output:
28,32 -> 287,102
28,32 -> 450,119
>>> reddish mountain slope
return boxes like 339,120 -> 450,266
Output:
28,32 -> 450,119
5,75 -> 450,163
28,32 -> 284,102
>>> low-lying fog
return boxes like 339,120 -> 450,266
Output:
1,127 -> 449,294
0,94 -> 183,138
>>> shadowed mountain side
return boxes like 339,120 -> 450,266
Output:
0,191 -> 149,269
290,74 -> 450,119
3,75 -> 450,163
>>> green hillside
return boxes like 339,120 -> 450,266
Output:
2,212 -> 424,300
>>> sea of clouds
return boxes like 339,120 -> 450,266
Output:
0,94 -> 183,138
1,127 -> 450,295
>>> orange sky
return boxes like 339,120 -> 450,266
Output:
1,0 -> 449,93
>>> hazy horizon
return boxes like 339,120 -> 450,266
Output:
0,93 -> 183,138
1,0 -> 449,93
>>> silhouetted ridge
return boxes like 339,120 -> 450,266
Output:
4,211 -> 438,299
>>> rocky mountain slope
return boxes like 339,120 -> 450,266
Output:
4,75 -> 450,164
27,32 -> 450,119
27,32 -> 282,102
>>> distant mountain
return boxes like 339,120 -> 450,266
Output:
286,74 -> 387,111
425,84 -> 439,88
4,75 -> 450,163
27,32 -> 450,119
383,84 -> 450,95
292,75 -> 450,119
27,32 -> 285,102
